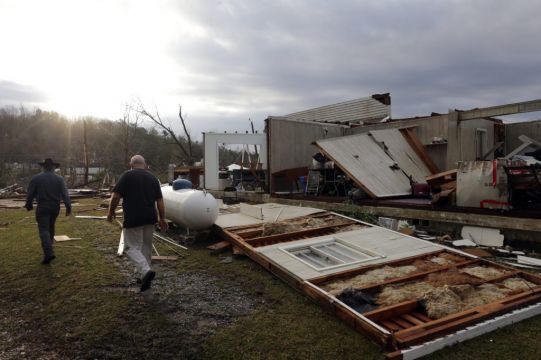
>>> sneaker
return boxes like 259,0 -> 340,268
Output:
140,270 -> 155,292
41,255 -> 56,265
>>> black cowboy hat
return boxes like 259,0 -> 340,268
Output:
38,158 -> 60,168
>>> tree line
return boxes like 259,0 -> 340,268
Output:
0,105 -> 242,188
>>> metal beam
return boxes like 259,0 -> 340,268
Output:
458,99 -> 541,121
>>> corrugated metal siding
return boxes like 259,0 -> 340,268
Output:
268,118 -> 345,188
316,133 -> 412,197
346,115 -> 448,145
282,97 -> 389,124
369,129 -> 432,183
505,120 -> 541,154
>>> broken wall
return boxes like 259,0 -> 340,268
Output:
505,120 -> 541,155
266,117 -> 345,192
347,115 -> 449,171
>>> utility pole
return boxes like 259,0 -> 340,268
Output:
83,120 -> 89,185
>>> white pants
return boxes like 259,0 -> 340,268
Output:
123,225 -> 154,278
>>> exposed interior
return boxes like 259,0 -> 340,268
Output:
221,212 -> 541,355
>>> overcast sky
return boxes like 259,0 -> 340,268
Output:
1,0 -> 540,138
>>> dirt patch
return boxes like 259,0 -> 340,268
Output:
94,238 -> 258,358
0,306 -> 63,360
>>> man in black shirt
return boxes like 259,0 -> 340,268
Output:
25,158 -> 72,264
107,155 -> 167,292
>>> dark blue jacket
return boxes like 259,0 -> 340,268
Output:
25,170 -> 71,209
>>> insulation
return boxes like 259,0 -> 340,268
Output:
421,283 -> 509,319
324,253 -> 466,296
461,283 -> 507,308
377,282 -> 435,307
460,266 -> 507,280
261,217 -> 327,236
426,269 -> 483,287
421,285 -> 465,319
500,277 -> 537,292
324,265 -> 418,296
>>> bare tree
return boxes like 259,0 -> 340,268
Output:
118,104 -> 140,166
134,101 -> 194,165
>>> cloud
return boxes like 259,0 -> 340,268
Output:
2,0 -> 541,137
0,80 -> 46,105
167,0 -> 541,121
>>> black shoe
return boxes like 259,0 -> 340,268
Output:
41,255 -> 56,265
140,270 -> 155,292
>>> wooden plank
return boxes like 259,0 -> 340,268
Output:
411,311 -> 432,323
401,314 -> 426,326
396,292 -> 541,347
395,288 -> 541,346
392,317 -> 414,329
54,235 -> 82,242
207,241 -> 232,252
381,319 -> 401,332
363,300 -> 420,322
151,256 -> 178,261
400,128 -> 439,174
425,169 -> 457,183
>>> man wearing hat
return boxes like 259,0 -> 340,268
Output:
25,158 -> 72,264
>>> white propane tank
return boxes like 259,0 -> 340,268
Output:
161,185 -> 219,230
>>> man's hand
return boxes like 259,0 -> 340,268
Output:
25,204 -> 33,211
159,219 -> 168,232
107,211 -> 115,223
66,207 -> 72,217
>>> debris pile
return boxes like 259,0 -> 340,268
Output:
0,184 -> 24,198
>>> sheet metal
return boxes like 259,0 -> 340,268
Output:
316,133 -> 412,198
369,129 -> 432,183
256,227 -> 441,279
281,96 -> 389,124
215,203 -> 324,228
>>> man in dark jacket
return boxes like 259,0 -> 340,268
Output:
25,158 -> 71,264
107,155 -> 167,292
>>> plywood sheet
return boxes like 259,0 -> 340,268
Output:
316,133 -> 412,198
369,129 -> 432,183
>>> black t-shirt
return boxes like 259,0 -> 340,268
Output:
113,169 -> 163,228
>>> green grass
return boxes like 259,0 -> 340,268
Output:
1,199 -> 541,359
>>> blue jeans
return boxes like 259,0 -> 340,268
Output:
35,204 -> 60,259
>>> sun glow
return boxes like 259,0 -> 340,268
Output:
0,0 -> 207,118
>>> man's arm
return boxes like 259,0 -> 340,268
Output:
107,192 -> 122,222
61,178 -> 72,216
156,198 -> 168,231
25,178 -> 36,211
